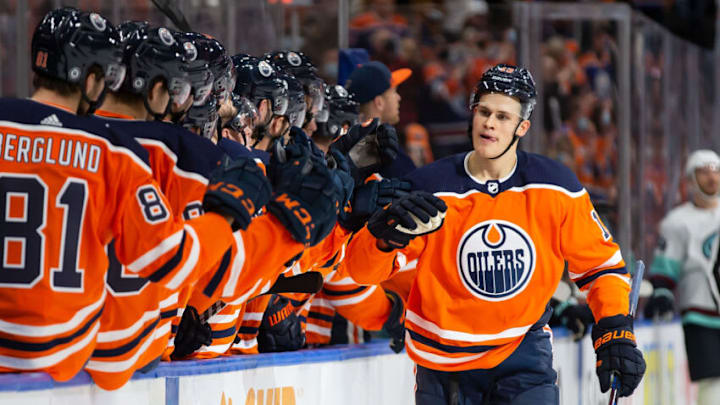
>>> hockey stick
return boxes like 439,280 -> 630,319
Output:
608,260 -> 645,405
198,272 -> 325,323
151,0 -> 192,32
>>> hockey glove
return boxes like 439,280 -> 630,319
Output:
383,290 -> 406,353
257,295 -> 306,352
643,287 -> 675,320
267,134 -> 339,246
171,306 -> 212,359
368,191 -> 447,250
332,119 -> 400,181
339,178 -> 411,232
327,148 -> 355,214
204,155 -> 272,231
592,314 -> 646,397
556,301 -> 594,341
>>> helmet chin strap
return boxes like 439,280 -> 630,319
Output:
691,177 -> 719,204
79,86 -> 107,116
489,120 -> 522,160
145,97 -> 172,121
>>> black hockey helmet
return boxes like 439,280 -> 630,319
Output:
470,64 -> 537,119
263,51 -> 324,113
31,8 -> 126,109
183,97 -> 218,140
315,84 -> 359,140
233,56 -> 289,117
120,25 -> 191,119
277,72 -> 307,128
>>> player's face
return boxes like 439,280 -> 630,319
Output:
471,93 -> 528,158
380,86 -> 401,125
695,166 -> 720,196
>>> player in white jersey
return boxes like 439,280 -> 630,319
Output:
645,149 -> 720,405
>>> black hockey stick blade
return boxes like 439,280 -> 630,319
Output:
151,0 -> 192,32
198,273 -> 324,323
264,272 -> 324,295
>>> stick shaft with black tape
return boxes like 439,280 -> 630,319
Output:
608,260 -> 645,405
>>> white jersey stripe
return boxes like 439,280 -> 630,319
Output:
0,289 -> 105,337
406,310 -> 532,344
127,229 -> 184,273
0,323 -> 100,369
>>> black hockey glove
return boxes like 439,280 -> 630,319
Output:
327,148 -> 355,214
257,295 -> 306,353
267,134 -> 339,246
383,290 -> 406,353
367,191 -> 447,250
557,301 -> 594,341
643,287 -> 675,320
331,119 -> 400,181
339,178 -> 412,232
592,315 -> 646,397
203,155 -> 272,231
171,306 -> 212,360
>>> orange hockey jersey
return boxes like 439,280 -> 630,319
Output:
84,112 -> 227,389
344,151 -> 630,372
0,99 -> 234,381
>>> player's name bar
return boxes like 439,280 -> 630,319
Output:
0,133 -> 101,173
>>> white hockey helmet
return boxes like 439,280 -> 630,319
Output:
685,149 -> 720,200
685,149 -> 720,177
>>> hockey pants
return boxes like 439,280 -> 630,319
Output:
414,327 -> 558,405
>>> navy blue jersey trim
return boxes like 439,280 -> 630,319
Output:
237,326 -> 258,335
0,308 -> 103,352
575,267 -> 628,289
308,311 -> 334,323
211,326 -> 237,339
321,252 -> 340,269
92,316 -> 159,358
322,286 -> 367,297
147,231 -> 187,283
161,310 -> 178,319
203,247 -> 233,298
407,329 -> 497,354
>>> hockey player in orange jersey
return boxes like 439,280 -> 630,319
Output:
0,8 -> 275,383
343,64 -> 646,403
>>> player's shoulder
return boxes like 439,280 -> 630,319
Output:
0,98 -> 150,164
217,138 -> 270,165
659,202 -> 695,231
403,153 -> 467,193
514,151 -> 584,195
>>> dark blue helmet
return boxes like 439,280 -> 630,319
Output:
470,64 -> 537,119
177,33 -> 234,103
277,72 -> 306,128
173,32 -> 215,106
118,25 -> 191,119
264,50 -> 324,113
233,56 -> 289,117
315,84 -> 359,140
183,97 -> 218,140
32,8 -> 126,92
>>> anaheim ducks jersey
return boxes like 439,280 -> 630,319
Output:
85,112 -> 226,389
0,98 -> 234,382
345,151 -> 630,372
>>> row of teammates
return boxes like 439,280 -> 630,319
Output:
0,6 -> 424,391
0,6 -> 650,403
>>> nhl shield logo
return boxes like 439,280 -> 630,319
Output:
487,181 -> 499,194
457,220 -> 536,301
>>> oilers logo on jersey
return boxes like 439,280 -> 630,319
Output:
457,220 -> 536,301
